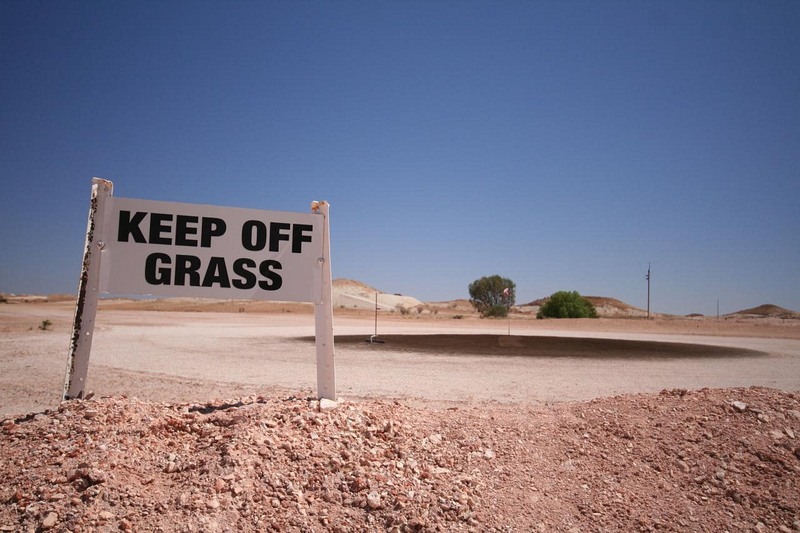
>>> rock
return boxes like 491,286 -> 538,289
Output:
769,430 -> 785,440
366,491 -> 382,509
40,512 -> 57,530
319,399 -> 338,411
785,427 -> 795,439
676,459 -> 690,473
483,449 -> 496,460
731,401 -> 748,412
99,511 -> 114,521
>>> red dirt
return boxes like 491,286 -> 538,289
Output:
2,387 -> 798,532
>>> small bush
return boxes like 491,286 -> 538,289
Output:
39,319 -> 52,331
537,291 -> 597,319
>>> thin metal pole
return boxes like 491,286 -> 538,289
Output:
374,292 -> 378,337
646,263 -> 651,320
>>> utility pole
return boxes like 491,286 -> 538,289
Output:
646,263 -> 651,320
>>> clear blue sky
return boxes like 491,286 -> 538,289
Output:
1,1 -> 798,316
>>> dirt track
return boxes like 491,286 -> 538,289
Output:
1,301 -> 798,416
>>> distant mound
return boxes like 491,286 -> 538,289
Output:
332,278 -> 423,312
523,295 -> 649,318
727,304 -> 799,319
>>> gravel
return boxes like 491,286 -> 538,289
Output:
2,387 -> 798,532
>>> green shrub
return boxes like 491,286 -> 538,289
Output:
537,291 -> 597,319
469,275 -> 515,318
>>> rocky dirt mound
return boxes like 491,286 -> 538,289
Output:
2,388 -> 798,532
728,305 -> 800,320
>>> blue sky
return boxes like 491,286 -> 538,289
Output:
1,1 -> 798,315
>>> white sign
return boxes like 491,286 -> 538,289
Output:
99,197 -> 322,302
65,179 -> 336,402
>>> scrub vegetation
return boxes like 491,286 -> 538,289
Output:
537,290 -> 598,319
468,275 -> 515,318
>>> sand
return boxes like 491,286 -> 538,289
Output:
1,300 -> 798,416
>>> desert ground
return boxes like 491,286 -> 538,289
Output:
1,290 -> 799,531
1,295 -> 799,415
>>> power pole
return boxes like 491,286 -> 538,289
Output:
646,263 -> 651,320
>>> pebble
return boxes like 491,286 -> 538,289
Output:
366,491 -> 382,509
769,430 -> 785,440
319,399 -> 338,411
40,512 -> 57,530
731,401 -> 748,412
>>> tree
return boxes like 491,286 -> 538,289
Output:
469,275 -> 515,318
537,291 -> 597,319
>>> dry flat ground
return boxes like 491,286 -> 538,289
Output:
1,300 -> 799,531
1,300 -> 799,414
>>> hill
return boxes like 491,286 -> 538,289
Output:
523,295 -> 650,319
726,304 -> 800,319
332,279 -> 423,312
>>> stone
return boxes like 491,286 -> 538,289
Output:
731,401 -> 748,412
319,399 -> 338,411
769,430 -> 785,440
366,491 -> 382,509
40,512 -> 57,530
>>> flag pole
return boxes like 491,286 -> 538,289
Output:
504,286 -> 511,336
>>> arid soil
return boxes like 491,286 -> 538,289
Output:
1,388 -> 799,532
1,299 -> 799,531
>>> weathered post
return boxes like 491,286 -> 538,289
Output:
311,201 -> 336,400
64,178 -> 113,400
